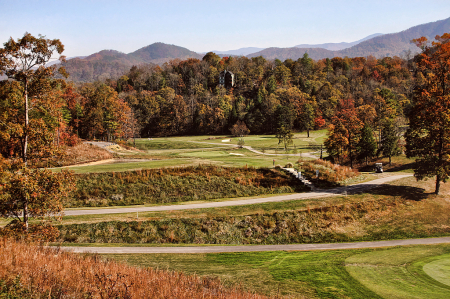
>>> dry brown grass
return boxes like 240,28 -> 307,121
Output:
0,238 -> 269,298
58,143 -> 113,167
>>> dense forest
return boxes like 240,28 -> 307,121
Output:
1,51 -> 415,166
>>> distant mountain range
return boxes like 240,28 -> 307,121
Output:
248,17 -> 450,60
60,17 -> 450,82
294,33 -> 383,51
205,47 -> 265,56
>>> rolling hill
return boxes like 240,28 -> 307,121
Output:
248,17 -> 450,60
60,17 -> 450,82
62,43 -> 201,82
294,33 -> 383,51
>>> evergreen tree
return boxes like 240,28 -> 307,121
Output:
357,124 -> 377,165
301,102 -> 315,137
380,120 -> 400,165
266,76 -> 277,95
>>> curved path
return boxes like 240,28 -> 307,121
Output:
61,237 -> 450,254
241,145 -> 318,159
64,174 -> 412,216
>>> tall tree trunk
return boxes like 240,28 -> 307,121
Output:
349,134 -> 353,168
23,79 -> 28,166
23,201 -> 28,231
435,173 -> 441,195
435,132 -> 444,195
307,128 -> 310,138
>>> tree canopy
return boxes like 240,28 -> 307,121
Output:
406,33 -> 450,195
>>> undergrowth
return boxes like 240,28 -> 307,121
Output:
68,165 -> 308,207
0,238 -> 268,298
297,159 -> 362,188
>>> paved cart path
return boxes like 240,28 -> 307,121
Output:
65,174 -> 412,216
61,237 -> 450,254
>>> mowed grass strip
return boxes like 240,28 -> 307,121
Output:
103,244 -> 450,299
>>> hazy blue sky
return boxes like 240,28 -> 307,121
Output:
1,0 -> 449,57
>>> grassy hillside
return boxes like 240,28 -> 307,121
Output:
58,176 -> 450,244
66,165 -> 308,207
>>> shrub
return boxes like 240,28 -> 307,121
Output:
296,159 -> 361,188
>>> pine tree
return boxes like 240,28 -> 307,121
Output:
357,124 -> 377,165
380,120 -> 400,165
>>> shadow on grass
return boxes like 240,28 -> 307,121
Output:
358,162 -> 416,172
385,162 -> 416,172
367,184 -> 428,201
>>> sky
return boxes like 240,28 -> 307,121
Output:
1,0 -> 450,58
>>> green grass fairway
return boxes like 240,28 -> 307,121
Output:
346,245 -> 450,299
54,147 -> 311,173
105,249 -> 379,298
423,254 -> 450,286
103,244 -> 450,298
53,158 -> 195,173
133,130 -> 327,154
133,138 -> 226,150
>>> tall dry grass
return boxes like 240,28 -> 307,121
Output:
58,143 -> 113,167
0,238 -> 268,298
296,159 -> 361,188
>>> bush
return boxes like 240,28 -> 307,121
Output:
296,159 -> 361,188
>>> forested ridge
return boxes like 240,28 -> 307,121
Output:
0,51 -> 415,160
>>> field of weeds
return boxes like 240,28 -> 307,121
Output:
68,165 -> 308,207
0,238 -> 268,298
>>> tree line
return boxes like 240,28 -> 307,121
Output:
0,32 -> 449,238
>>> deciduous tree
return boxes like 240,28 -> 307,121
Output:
0,33 -> 74,234
0,32 -> 66,165
406,33 -> 450,195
